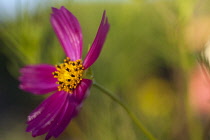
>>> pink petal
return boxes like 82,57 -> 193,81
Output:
25,77 -> 92,139
46,98 -> 75,139
51,6 -> 83,60
46,79 -> 92,139
83,11 -> 110,69
26,91 -> 60,124
74,79 -> 92,103
26,91 -> 68,137
19,64 -> 58,95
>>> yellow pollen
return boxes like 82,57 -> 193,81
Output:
52,57 -> 84,94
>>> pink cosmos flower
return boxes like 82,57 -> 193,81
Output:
19,6 -> 109,140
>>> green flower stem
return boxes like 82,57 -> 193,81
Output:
93,82 -> 157,140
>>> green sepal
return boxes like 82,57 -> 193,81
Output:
82,67 -> 94,80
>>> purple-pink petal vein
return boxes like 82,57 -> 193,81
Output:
25,79 -> 92,140
19,64 -> 57,94
51,6 -> 83,60
83,11 -> 110,69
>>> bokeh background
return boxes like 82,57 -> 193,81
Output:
1,0 -> 210,140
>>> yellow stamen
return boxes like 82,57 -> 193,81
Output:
52,57 -> 84,93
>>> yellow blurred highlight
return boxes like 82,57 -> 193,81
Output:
137,77 -> 174,118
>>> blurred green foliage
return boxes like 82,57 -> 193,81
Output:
1,0 -> 210,140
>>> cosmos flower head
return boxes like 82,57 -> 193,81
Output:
19,6 -> 109,140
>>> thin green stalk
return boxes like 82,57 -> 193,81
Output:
93,82 -> 157,140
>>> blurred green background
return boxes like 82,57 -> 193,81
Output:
1,0 -> 210,140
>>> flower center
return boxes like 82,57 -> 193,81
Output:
52,57 -> 84,93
